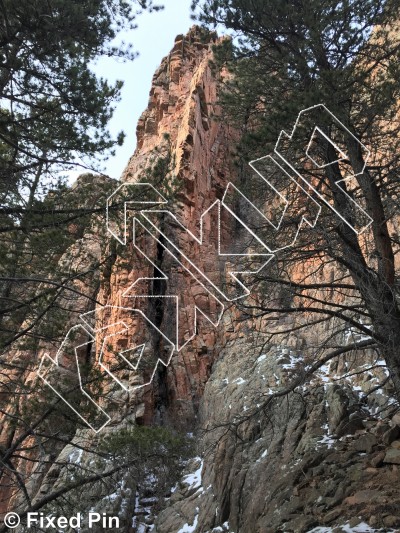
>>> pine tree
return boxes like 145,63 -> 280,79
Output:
193,0 -> 400,394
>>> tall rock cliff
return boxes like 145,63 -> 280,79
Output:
106,26 -> 400,533
2,25 -> 400,533
97,25 -> 240,430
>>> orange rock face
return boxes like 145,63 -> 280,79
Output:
1,26 -> 398,532
97,26 -> 240,428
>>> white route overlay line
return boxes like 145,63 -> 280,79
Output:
106,182 -> 168,245
274,103 -> 373,235
228,154 -> 322,254
139,202 -> 274,302
37,324 -> 111,433
91,306 -> 175,392
37,306 -> 176,430
124,219 -> 225,351
37,103 -> 375,431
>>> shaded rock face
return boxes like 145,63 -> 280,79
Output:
0,173 -> 114,519
154,339 -> 400,533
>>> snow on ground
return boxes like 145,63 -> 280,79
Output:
131,469 -> 161,530
205,522 -> 232,533
67,447 -> 83,464
182,458 -> 203,492
309,352 -> 394,419
308,522 -> 396,532
256,354 -> 267,364
318,434 -> 335,450
177,508 -> 199,533
344,322 -> 373,345
317,423 -> 336,449
102,478 -> 132,512
281,353 -> 303,370
256,448 -> 268,462
316,363 -> 331,383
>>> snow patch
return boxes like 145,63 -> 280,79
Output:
177,508 -> 199,533
183,459 -> 203,491
67,448 -> 83,465
317,424 -> 335,449
308,522 -> 394,532
256,354 -> 267,364
256,449 -> 268,462
281,353 -> 303,370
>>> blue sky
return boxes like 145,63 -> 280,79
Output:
90,0 -> 194,181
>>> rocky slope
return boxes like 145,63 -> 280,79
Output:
155,339 -> 400,533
